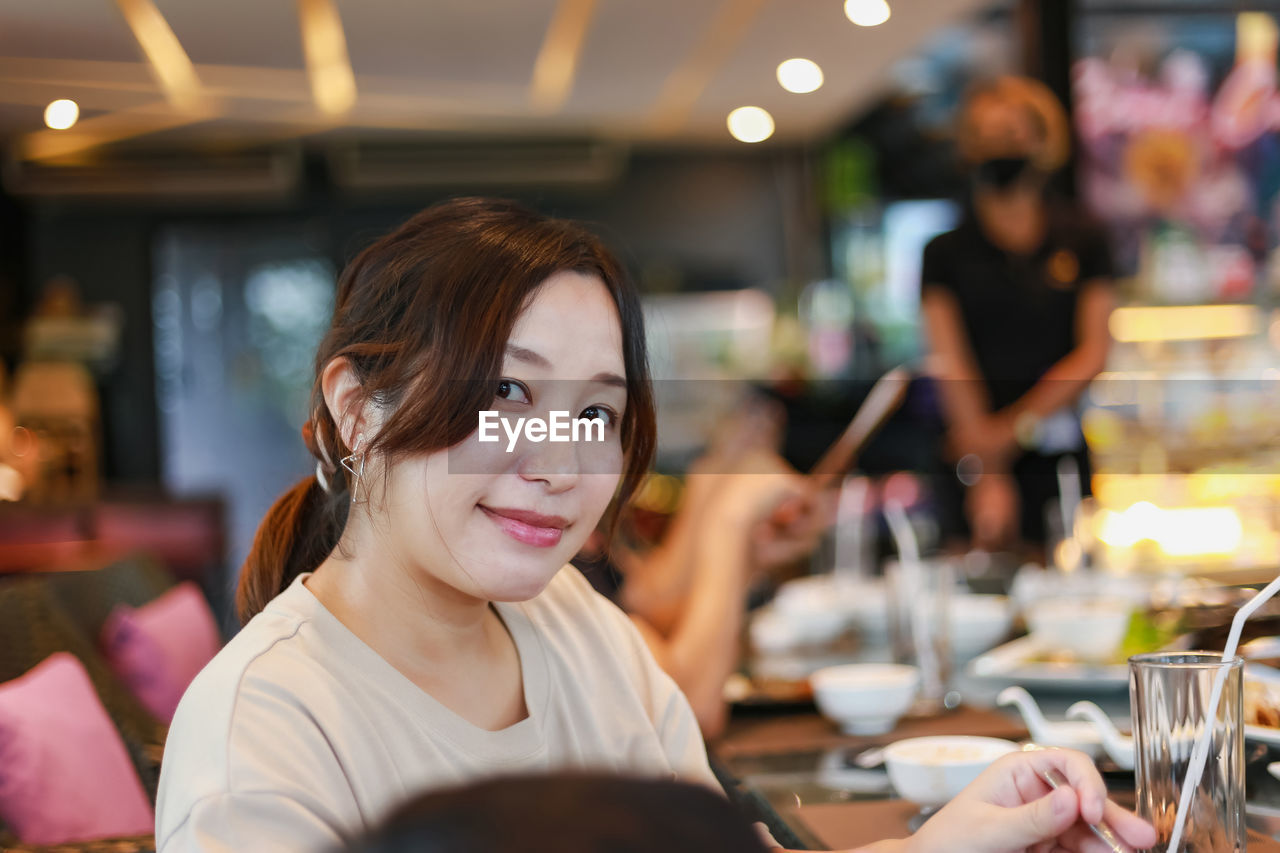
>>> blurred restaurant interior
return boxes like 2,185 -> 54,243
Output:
15,0 -> 1280,850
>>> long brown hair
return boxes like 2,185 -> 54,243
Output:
236,198 -> 656,624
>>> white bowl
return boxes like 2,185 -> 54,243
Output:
810,663 -> 920,735
949,594 -> 1013,661
884,736 -> 1020,807
1026,598 -> 1132,663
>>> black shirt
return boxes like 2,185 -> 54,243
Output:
921,204 -> 1114,411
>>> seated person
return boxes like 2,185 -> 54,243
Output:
156,199 -> 1154,853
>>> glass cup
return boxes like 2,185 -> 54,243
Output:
1130,652 -> 1245,853
886,559 -> 952,713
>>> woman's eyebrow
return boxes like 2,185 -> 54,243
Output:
590,372 -> 626,389
506,344 -> 551,368
507,344 -> 626,388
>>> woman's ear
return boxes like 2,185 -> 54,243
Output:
321,357 -> 369,450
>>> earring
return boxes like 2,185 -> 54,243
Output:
340,433 -> 366,504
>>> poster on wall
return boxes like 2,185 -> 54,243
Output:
1074,12 -> 1280,304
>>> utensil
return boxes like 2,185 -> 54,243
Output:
996,686 -> 1104,757
1065,700 -> 1134,770
1040,766 -> 1127,853
808,365 -> 911,490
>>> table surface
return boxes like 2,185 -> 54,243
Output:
711,672 -> 1280,851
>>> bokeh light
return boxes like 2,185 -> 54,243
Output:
43,99 -> 79,130
727,106 -> 775,143
777,58 -> 824,94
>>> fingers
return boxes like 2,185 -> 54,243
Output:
993,786 -> 1080,850
1100,799 -> 1158,850
1026,749 -> 1109,825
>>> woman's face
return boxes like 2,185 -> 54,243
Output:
372,270 -> 628,603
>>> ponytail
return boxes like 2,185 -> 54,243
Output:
236,418 -> 350,624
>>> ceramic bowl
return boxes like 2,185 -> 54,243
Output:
884,736 -> 1020,807
810,663 -> 920,735
1026,598 -> 1132,663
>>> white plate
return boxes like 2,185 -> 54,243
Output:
1249,727 -> 1280,748
965,635 -> 1129,691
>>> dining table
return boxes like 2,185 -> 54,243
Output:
709,672 -> 1280,851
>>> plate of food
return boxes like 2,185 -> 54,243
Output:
1245,663 -> 1280,746
964,635 -> 1130,691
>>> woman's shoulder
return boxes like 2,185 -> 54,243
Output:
161,580 -> 340,783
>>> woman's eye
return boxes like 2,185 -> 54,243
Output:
496,379 -> 530,404
579,405 -> 616,427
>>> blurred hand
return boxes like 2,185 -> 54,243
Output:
947,414 -> 1016,466
967,473 -> 1020,552
704,449 -> 811,530
749,487 -> 833,577
907,748 -> 1156,853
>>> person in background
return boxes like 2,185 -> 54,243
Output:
921,76 -> 1114,557
612,397 -> 828,739
155,198 -> 1152,853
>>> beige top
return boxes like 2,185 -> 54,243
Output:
154,566 -> 720,852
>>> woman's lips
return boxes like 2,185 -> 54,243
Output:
479,505 -> 568,548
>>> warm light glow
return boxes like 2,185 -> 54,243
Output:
844,0 -> 891,27
114,0 -> 202,109
727,106 -> 774,143
43,99 -> 79,130
1109,304 -> 1259,343
298,0 -> 357,116
777,58 -> 824,94
531,0 -> 599,111
1097,502 -> 1243,557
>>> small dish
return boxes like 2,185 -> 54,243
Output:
884,735 -> 1020,807
810,663 -> 920,735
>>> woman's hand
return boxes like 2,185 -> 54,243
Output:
905,748 -> 1156,853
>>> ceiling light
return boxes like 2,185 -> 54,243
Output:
727,106 -> 774,143
845,0 -> 891,27
43,99 -> 79,130
777,58 -> 823,94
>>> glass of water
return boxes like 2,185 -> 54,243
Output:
1130,652 -> 1245,853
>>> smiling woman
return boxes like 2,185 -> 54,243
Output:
151,197 -> 1154,853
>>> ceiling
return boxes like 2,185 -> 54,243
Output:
0,0 -> 993,161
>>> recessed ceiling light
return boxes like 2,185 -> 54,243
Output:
727,106 -> 775,143
845,0 -> 891,27
777,58 -> 824,94
44,99 -> 79,130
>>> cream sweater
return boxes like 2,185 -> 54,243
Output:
155,566 -> 720,852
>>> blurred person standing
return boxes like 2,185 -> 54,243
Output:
920,76 -> 1114,556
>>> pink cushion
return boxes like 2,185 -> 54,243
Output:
102,581 -> 221,722
0,652 -> 154,844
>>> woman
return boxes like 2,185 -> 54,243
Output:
156,198 -> 1152,852
922,76 -> 1113,555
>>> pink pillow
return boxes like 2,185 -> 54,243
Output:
102,581 -> 221,722
0,652 -> 154,844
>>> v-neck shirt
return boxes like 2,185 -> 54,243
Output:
154,566 -> 717,852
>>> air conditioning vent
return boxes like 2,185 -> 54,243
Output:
328,139 -> 629,191
3,146 -> 302,200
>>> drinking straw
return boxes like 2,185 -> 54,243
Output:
884,498 -> 920,565
1166,572 -> 1280,852
1056,455 -> 1081,559
885,499 -> 941,696
833,477 -> 869,580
